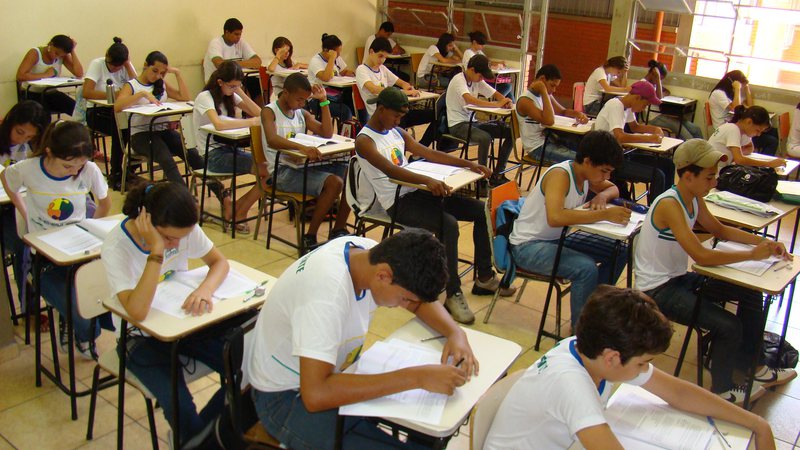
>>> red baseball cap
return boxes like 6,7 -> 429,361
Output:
630,81 -> 662,105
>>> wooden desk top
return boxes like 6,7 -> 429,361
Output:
624,136 -> 684,154
466,105 -> 513,117
705,190 -> 798,231
545,115 -> 594,134
22,214 -> 125,266
693,252 -> 800,296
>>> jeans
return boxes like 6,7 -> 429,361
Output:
24,90 -> 75,117
584,100 -> 602,117
131,129 -> 204,185
87,106 -> 128,181
122,333 -> 227,445
752,128 -> 779,156
388,190 -> 492,297
613,154 -> 675,203
645,273 -> 764,392
648,115 -> 704,140
2,205 -> 26,302
449,121 -> 513,173
511,232 -> 627,326
251,389 -> 430,450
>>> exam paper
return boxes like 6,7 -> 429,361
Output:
404,161 -> 465,181
37,224 -> 103,256
171,267 -> 258,300
31,77 -> 82,86
715,241 -> 781,276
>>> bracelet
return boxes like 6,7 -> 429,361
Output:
147,254 -> 164,264
319,100 -> 331,107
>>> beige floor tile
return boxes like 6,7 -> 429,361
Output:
256,257 -> 297,279
751,391 -> 800,443
216,237 -> 287,269
369,307 -> 415,339
78,419 -> 166,450
506,348 -> 544,375
144,381 -> 221,444
0,345 -> 57,412
444,430 -> 470,450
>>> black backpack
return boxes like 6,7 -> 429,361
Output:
717,165 -> 778,203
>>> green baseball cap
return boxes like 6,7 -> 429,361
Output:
367,87 -> 409,111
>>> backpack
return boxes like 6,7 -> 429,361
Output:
340,118 -> 362,140
492,198 -> 526,287
763,331 -> 799,369
717,164 -> 778,203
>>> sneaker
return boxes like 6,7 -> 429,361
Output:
58,316 -> 68,353
300,234 -> 318,256
472,276 -> 517,297
754,366 -> 797,389
75,340 -> 98,361
329,228 -> 351,241
717,383 -> 766,406
444,292 -> 475,324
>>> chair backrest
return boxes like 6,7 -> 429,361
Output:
352,85 -> 366,114
485,182 -> 522,273
250,125 -> 266,167
411,53 -> 424,86
572,82 -> 585,113
258,66 -> 272,106
356,47 -> 365,65
469,370 -> 524,450
779,111 -> 791,141
74,259 -> 111,320
221,315 -> 261,449
704,101 -> 713,137
509,108 -> 523,162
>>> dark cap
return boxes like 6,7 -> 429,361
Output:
366,87 -> 409,111
468,54 -> 494,79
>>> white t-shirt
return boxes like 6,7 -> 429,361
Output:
1,143 -> 30,167
355,64 -> 399,117
584,66 -> 612,106
3,156 -> 108,233
246,237 -> 378,392
484,337 -> 653,450
594,97 -> 635,133
517,89 -> 546,151
203,36 -> 257,82
446,72 -> 497,128
356,125 -> 414,210
708,122 -> 749,167
126,79 -> 170,136
73,57 -> 134,123
192,90 -> 243,155
709,89 -> 733,130
307,53 -> 348,86
461,48 -> 484,68
101,220 -> 214,330
362,35 -> 397,64
269,64 -> 294,103
788,109 -> 800,158
416,45 -> 442,80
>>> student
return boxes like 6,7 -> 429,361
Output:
261,73 -> 351,251
594,80 -> 675,203
416,33 -> 462,89
484,285 -> 778,450
446,54 -> 514,187
193,61 -> 263,234
202,18 -> 262,102
583,56 -> 630,116
709,70 -> 778,155
16,34 -> 85,116
510,130 -> 629,327
1,121 -> 111,357
642,59 -> 704,140
246,229 -> 476,449
788,102 -> 800,158
708,105 -> 786,168
115,51 -> 208,187
267,37 -> 308,103
355,88 -> 511,325
307,33 -> 356,125
363,21 -> 405,62
101,181 -> 230,448
634,139 -> 796,404
461,31 -> 513,100
516,64 -> 589,164
73,37 -> 137,189
356,37 -> 419,119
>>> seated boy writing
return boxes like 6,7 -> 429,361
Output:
509,130 -> 629,327
516,64 -> 589,165
484,285 -> 777,450
355,87 -> 513,325
634,139 -> 796,404
246,229 -> 476,449
261,73 -> 351,251
593,80 -> 675,203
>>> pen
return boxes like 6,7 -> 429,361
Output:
455,357 -> 465,368
420,335 -> 446,342
706,417 -> 731,448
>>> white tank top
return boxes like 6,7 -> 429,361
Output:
634,187 -> 698,291
127,79 -> 170,136
261,102 -> 306,172
510,160 -> 588,244
355,125 -> 413,210
26,48 -> 64,92
516,89 -> 545,152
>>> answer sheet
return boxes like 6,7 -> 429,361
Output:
37,225 -> 103,256
404,161 -> 465,181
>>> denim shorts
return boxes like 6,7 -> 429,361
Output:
274,163 -> 347,197
206,145 -> 253,175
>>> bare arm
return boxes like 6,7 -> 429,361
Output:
611,126 -> 661,144
62,45 -> 84,78
541,168 -> 629,227
164,67 -> 190,101
576,424 -> 625,450
114,83 -> 159,112
411,301 -> 479,377
517,82 -> 554,126
93,195 -> 111,218
598,78 -> 629,94
462,92 -> 511,109
239,55 -> 262,70
728,145 -> 786,168
16,49 -> 55,81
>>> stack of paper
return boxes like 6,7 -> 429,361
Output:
715,241 -> 782,276
328,75 -> 357,84
32,77 -> 82,86
289,133 -> 339,148
149,267 -> 258,318
404,161 -> 465,181
36,218 -> 122,256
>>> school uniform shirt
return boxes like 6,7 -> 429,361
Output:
101,220 -> 214,332
246,236 -> 378,392
24,47 -> 64,92
269,64 -> 294,103
634,187 -> 698,291
416,45 -> 444,80
461,48 -> 484,68
510,161 -> 587,245
203,36 -> 258,82
73,57 -> 134,123
261,102 -> 306,173
3,156 -> 108,233
446,72 -> 497,129
126,79 -> 170,136
362,35 -> 398,64
355,64 -> 399,117
709,89 -> 732,130
0,143 -> 31,167
594,97 -> 635,133
192,90 -> 243,155
356,125 -> 414,210
484,336 -> 653,450
307,53 -> 348,86
708,122 -> 749,168
583,66 -> 613,106
516,89 -> 546,151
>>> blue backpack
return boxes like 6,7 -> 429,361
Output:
493,198 -> 525,284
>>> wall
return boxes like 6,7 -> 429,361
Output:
0,0 -> 379,113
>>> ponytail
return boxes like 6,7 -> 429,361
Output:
730,104 -> 770,126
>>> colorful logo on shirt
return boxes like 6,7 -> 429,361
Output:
47,198 -> 74,221
287,131 -> 297,139
391,147 -> 404,166
340,344 -> 364,372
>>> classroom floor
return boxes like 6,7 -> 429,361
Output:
1,148 -> 800,449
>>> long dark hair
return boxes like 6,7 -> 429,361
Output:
0,101 -> 50,157
204,61 -> 244,117
272,36 -> 294,68
122,181 -> 198,227
144,51 -> 169,99
730,104 -> 770,126
711,70 -> 748,101
33,121 -> 93,159
436,33 -> 455,57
